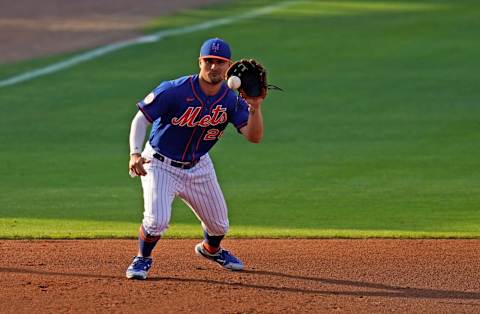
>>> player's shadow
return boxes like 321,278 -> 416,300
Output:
239,269 -> 480,300
1,266 -> 479,300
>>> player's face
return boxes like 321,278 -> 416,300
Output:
199,58 -> 230,85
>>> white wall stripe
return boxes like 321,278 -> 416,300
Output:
0,1 -> 295,89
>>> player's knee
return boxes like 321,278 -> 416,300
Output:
207,221 -> 229,235
142,218 -> 169,236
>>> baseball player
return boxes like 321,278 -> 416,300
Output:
126,38 -> 267,279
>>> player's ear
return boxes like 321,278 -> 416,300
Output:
224,60 -> 232,79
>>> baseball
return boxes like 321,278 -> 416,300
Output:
227,76 -> 241,89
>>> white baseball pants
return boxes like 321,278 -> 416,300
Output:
140,143 -> 229,237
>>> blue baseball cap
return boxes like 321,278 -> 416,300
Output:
199,38 -> 231,61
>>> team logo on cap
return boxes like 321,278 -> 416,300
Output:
143,92 -> 155,105
211,42 -> 220,53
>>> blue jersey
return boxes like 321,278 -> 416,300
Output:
137,74 -> 249,162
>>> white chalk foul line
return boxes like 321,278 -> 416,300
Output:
0,1 -> 295,89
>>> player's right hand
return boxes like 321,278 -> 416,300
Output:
129,153 -> 150,176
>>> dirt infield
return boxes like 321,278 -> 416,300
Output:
0,239 -> 479,313
0,0 -> 222,64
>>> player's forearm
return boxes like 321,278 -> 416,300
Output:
129,111 -> 149,155
244,106 -> 264,143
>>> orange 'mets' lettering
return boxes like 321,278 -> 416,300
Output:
171,106 -> 227,127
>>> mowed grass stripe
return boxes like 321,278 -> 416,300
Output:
0,1 -> 296,88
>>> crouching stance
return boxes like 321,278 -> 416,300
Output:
126,38 -> 267,279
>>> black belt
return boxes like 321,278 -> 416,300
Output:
153,153 -> 198,169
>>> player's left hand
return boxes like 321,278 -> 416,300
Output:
241,93 -> 265,111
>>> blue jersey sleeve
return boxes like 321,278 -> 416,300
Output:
229,96 -> 249,131
136,81 -> 174,122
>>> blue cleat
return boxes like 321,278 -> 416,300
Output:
195,243 -> 244,271
126,256 -> 152,280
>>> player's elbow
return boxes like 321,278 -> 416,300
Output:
241,126 -> 263,143
248,135 -> 262,144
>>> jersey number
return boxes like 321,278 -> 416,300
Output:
204,129 -> 224,141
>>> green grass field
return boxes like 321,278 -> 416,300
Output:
1,0 -> 479,238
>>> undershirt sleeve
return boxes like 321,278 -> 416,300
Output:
129,111 -> 150,155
